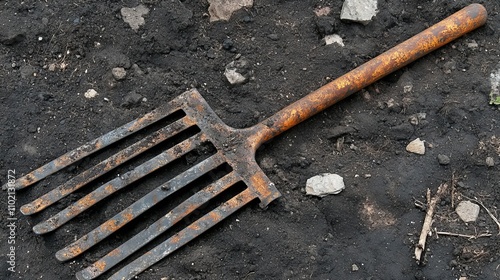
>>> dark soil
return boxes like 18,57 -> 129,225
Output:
1,1 -> 499,279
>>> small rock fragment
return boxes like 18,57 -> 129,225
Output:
122,92 -> 143,108
406,138 -> 425,155
467,40 -> 478,49
409,113 -> 426,125
455,201 -> 480,223
351,264 -> 359,271
132,64 -> 144,75
224,58 -> 250,85
485,156 -> 495,167
208,0 -> 253,22
314,6 -> 331,17
222,38 -> 234,50
306,173 -> 345,197
112,67 -> 127,80
225,69 -> 246,85
324,34 -> 344,46
84,89 -> 98,99
340,0 -> 378,25
121,5 -> 149,31
19,65 -> 36,78
437,154 -> 450,165
267,34 -> 279,41
443,59 -> 457,74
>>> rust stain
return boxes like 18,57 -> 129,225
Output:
78,195 -> 98,208
188,223 -> 201,231
101,219 -> 119,233
67,245 -> 83,257
93,260 -> 106,272
104,184 -> 115,194
108,248 -> 120,257
122,210 -> 134,223
126,112 -> 154,132
170,233 -> 181,244
258,4 -> 487,141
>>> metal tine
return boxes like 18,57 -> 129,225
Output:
5,102 -> 180,191
107,187 -> 257,280
56,151 -> 227,261
20,116 -> 196,215
73,172 -> 240,280
32,133 -> 207,235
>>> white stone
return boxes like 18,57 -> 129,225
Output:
324,34 -> 344,46
84,89 -> 98,99
224,68 -> 246,85
121,5 -> 149,31
224,59 -> 249,85
456,201 -> 480,223
340,0 -> 378,25
306,173 -> 345,197
406,138 -> 425,155
112,67 -> 127,80
485,156 -> 495,167
208,0 -> 253,22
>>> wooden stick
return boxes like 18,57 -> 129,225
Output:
415,183 -> 449,263
436,231 -> 492,239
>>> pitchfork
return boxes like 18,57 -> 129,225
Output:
6,4 -> 487,280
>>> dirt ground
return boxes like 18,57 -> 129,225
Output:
1,0 -> 499,279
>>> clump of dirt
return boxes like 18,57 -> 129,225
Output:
1,1 -> 499,279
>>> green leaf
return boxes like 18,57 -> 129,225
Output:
490,93 -> 500,105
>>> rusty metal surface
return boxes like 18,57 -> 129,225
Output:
260,3 -> 487,140
4,99 -> 181,191
75,172 -> 241,279
20,116 -> 195,215
12,4 -> 487,280
56,152 -> 226,261
32,133 -> 206,234
105,188 -> 257,280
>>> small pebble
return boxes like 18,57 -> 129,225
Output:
485,157 -> 495,167
84,89 -> 98,99
112,67 -> 127,80
351,264 -> 359,271
406,138 -> 425,155
222,38 -> 233,50
324,34 -> 344,46
268,34 -> 279,41
207,49 -> 216,59
456,201 -> 480,223
437,154 -> 450,165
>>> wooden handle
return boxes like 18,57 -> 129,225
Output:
259,4 -> 487,142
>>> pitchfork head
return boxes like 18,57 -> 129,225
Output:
12,89 -> 281,280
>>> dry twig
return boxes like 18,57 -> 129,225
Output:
415,183 -> 449,264
435,230 -> 492,239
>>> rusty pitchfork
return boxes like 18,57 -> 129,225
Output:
6,4 -> 487,280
